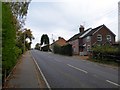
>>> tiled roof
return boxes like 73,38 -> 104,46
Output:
51,37 -> 66,46
67,29 -> 90,42
83,24 -> 104,37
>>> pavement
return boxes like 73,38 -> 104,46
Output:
4,51 -> 46,88
31,50 -> 119,88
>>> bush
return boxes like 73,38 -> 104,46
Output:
92,45 -> 119,62
53,44 -> 61,54
53,44 -> 73,56
15,46 -> 22,59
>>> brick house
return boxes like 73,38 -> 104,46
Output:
50,37 -> 66,52
67,24 -> 116,55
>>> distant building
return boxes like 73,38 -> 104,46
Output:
50,37 -> 66,52
118,1 -> 120,41
67,24 -> 116,55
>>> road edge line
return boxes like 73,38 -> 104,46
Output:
30,51 -> 51,89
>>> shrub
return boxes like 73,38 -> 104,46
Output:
92,44 -> 119,61
53,44 -> 61,54
53,44 -> 73,56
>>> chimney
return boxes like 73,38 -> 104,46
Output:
79,25 -> 84,33
58,37 -> 62,40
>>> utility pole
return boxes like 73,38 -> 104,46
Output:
118,1 -> 120,41
52,34 -> 53,43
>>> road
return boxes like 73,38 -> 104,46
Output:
31,50 -> 119,88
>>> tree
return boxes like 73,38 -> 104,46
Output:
40,34 -> 49,45
10,1 -> 31,28
16,28 -> 34,51
24,28 -> 34,42
35,43 -> 40,50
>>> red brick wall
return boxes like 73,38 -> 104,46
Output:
91,26 -> 115,45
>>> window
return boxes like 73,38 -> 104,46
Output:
87,45 -> 91,51
97,34 -> 102,41
106,35 -> 111,41
86,36 -> 91,42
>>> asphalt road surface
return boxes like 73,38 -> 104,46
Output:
31,50 -> 119,88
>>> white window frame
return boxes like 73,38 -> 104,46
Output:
86,36 -> 91,42
87,45 -> 91,51
97,34 -> 102,41
106,35 -> 111,41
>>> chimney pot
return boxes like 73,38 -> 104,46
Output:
58,37 -> 61,40
79,25 -> 84,33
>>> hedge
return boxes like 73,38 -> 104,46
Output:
91,44 -> 120,62
53,44 -> 73,56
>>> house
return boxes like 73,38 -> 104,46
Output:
50,37 -> 66,52
67,24 -> 116,55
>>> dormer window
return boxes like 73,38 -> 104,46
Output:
106,35 -> 111,41
97,34 -> 102,41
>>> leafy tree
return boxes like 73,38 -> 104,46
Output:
24,28 -> 34,42
35,43 -> 40,50
10,1 -> 31,28
16,28 -> 34,52
40,34 -> 49,45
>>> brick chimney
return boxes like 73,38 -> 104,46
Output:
58,37 -> 62,40
79,25 -> 84,33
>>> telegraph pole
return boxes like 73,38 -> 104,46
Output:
118,1 -> 120,41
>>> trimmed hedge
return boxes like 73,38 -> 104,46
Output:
53,44 -> 73,56
91,45 -> 120,62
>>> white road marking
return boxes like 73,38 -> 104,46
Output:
67,64 -> 88,74
106,80 -> 120,87
30,52 -> 51,89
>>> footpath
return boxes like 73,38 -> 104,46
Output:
4,51 -> 46,88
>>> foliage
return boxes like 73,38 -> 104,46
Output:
24,28 -> 34,41
53,44 -> 61,54
16,28 -> 34,52
40,34 -> 49,45
10,1 -> 31,28
91,44 -> 120,61
2,2 -> 31,84
53,44 -> 73,56
92,45 -> 118,54
61,44 -> 73,56
2,3 -> 17,76
35,43 -> 40,50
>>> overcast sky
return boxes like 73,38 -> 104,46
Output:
24,0 -> 119,48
